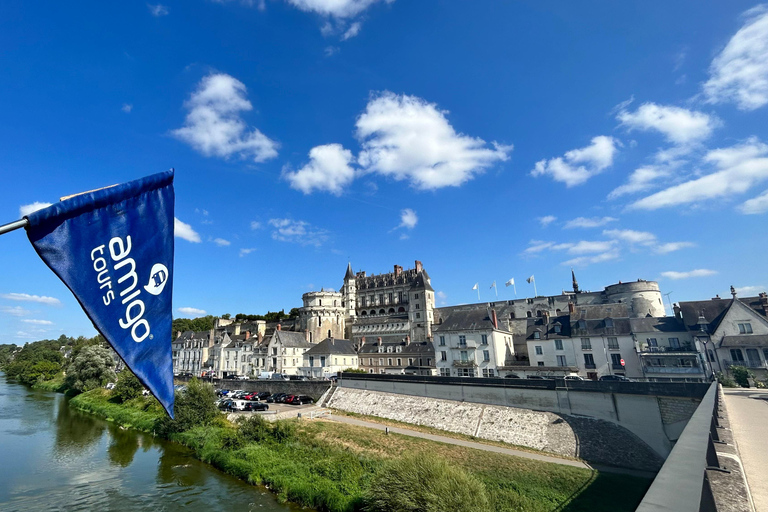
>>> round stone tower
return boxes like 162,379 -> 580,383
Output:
299,289 -> 345,343
604,280 -> 665,318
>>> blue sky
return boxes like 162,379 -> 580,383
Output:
2,1 -> 768,340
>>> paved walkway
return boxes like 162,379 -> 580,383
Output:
723,388 -> 768,512
325,414 -> 596,471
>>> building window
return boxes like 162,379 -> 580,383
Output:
398,291 -> 403,303
669,337 -> 680,349
537,362 -> 544,367
535,345 -> 543,355
460,351 -> 469,362
409,358 -> 414,365
554,324 -> 562,334
439,336 -> 446,346
416,312 -> 421,319
482,368 -> 495,378
379,358 -> 384,366
415,293 -> 419,299
458,368 -> 474,377
459,335 -> 466,347
397,358 -> 401,366
440,368 -> 450,376
555,339 -> 563,350
605,318 -> 614,328
416,303 -> 420,310
738,323 -> 753,334
533,331 -> 541,340
730,349 -> 744,362
481,334 -> 488,345
584,353 -> 595,368
388,293 -> 393,303
581,338 -> 591,350
648,338 -> 658,348
611,353 -> 622,368
441,351 -> 447,361
557,355 -> 567,367
483,350 -> 490,362
388,358 -> 393,366
607,337 -> 619,350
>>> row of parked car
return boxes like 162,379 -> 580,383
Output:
214,389 -> 315,410
504,374 -> 633,382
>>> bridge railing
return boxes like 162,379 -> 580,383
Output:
636,381 -> 721,512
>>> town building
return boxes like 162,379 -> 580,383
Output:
356,335 -> 435,375
677,289 -> 768,380
432,307 -> 514,377
630,316 -> 705,382
301,337 -> 358,379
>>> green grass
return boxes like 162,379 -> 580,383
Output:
69,389 -> 165,432
64,389 -> 652,512
31,373 -> 68,392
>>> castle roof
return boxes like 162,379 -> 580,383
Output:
305,337 -> 356,356
345,262 -> 355,280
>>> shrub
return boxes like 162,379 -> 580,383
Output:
730,366 -> 755,388
112,370 -> 144,403
271,420 -> 296,443
155,378 -> 219,436
237,415 -> 271,442
716,372 -> 737,388
364,452 -> 491,512
221,428 -> 246,450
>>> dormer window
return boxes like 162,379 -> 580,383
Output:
738,323 -> 753,334
577,319 -> 587,330
554,324 -> 562,334
605,318 -> 614,328
533,330 -> 541,340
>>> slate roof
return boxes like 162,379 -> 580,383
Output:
433,308 -> 498,332
411,270 -> 434,292
678,298 -> 732,333
721,334 -> 768,347
570,317 -> 631,336
304,337 -> 357,356
630,316 -> 688,333
272,330 -> 311,348
345,262 -> 355,280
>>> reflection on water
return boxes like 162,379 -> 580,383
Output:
0,375 -> 300,512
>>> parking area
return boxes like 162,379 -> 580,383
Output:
226,402 -> 324,421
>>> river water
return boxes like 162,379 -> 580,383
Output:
0,375 -> 299,512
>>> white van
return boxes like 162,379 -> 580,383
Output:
257,371 -> 274,380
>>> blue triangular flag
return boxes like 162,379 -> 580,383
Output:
25,171 -> 175,418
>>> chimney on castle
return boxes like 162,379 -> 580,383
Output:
415,260 -> 423,272
491,309 -> 498,329
542,311 -> 549,324
244,331 -> 251,340
277,324 -> 282,331
394,265 -> 403,277
568,302 -> 575,314
331,337 -> 335,345
360,336 -> 366,347
377,336 -> 383,346
257,331 -> 263,344
304,328 -> 310,342
405,335 -> 411,346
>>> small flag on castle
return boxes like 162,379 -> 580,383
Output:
472,282 -> 479,300
490,281 -> 497,297
505,278 -> 516,296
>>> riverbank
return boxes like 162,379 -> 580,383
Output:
63,386 -> 651,512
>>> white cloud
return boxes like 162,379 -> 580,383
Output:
324,46 -> 340,57
617,103 -> 718,145
342,21 -> 362,39
0,306 -> 31,317
239,248 -> 256,257
608,165 -> 674,198
213,238 -> 231,246
436,291 -> 447,305
122,103 -> 133,113
250,221 -> 262,230
1,293 -> 61,305
19,202 -> 52,217
740,188 -> 768,214
268,218 -> 329,246
630,138 -> 768,210
531,136 -> 619,187
399,233 -> 409,240
565,240 -> 616,255
735,285 -> 766,296
703,5 -> 768,110
178,307 -> 207,316
563,250 -> 620,267
602,229 -> 657,246
538,215 -> 556,227
284,144 -> 356,195
563,216 -> 617,229
284,0 -> 392,18
148,4 -> 169,16
172,73 -> 278,163
655,242 -> 696,254
174,218 -> 201,243
398,208 -> 418,229
21,319 -> 53,325
356,92 -> 512,189
661,269 -> 718,280
15,331 -> 32,339
523,240 -> 555,254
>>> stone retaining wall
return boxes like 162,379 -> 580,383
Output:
175,377 -> 331,401
328,387 -> 664,471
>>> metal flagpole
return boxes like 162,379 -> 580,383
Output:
533,277 -> 538,297
0,218 -> 29,236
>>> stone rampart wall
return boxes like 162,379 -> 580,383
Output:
328,387 -> 664,471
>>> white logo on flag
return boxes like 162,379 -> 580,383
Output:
144,263 -> 169,296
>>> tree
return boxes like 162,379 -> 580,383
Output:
155,378 -> 219,435
221,313 -> 231,320
288,307 -> 301,318
730,366 -> 755,388
364,453 -> 491,512
65,345 -> 116,393
112,369 -> 144,403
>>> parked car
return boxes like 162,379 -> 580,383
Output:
281,394 -> 295,404
218,399 -> 235,411
256,391 -> 271,400
287,395 -> 314,405
288,375 -> 309,381
564,375 -> 585,381
216,389 -> 230,397
266,393 -> 285,403
244,401 -> 269,411
526,375 -> 552,380
504,374 -> 521,379
243,393 -> 259,401
599,375 -> 633,382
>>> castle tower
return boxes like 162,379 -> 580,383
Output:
342,262 -> 357,338
571,268 -> 580,294
299,289 -> 345,343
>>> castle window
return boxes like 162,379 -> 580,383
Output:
328,330 -> 332,338
398,291 -> 403,303
415,293 -> 419,299
319,299 -> 322,306
527,311 -> 532,318
398,307 -> 405,313
334,300 -> 337,307
389,292 -> 393,303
